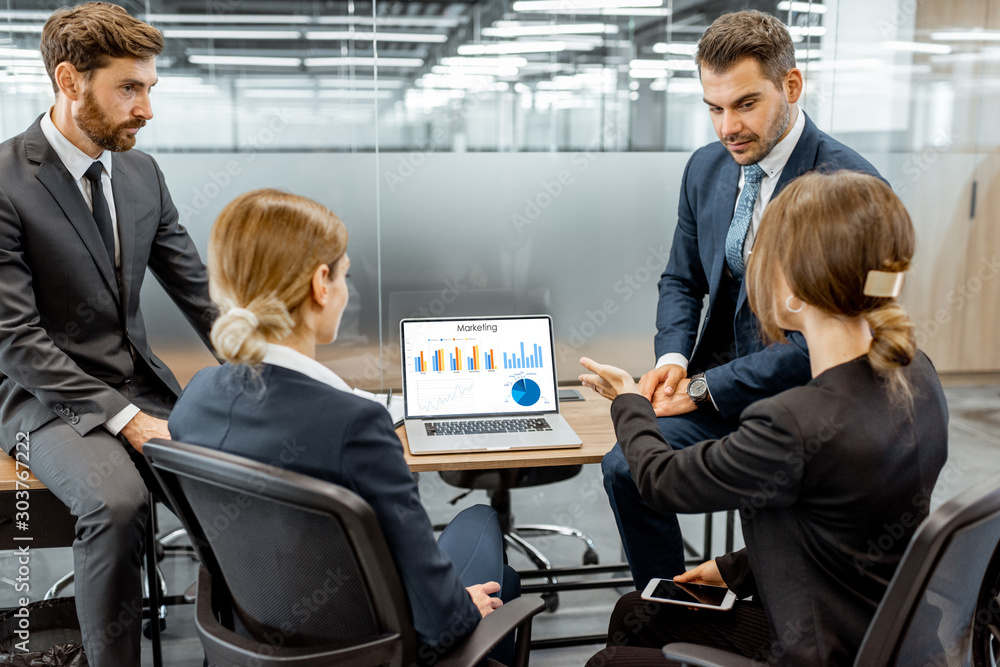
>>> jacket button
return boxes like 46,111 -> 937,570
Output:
70,416 -> 80,425
55,403 -> 64,412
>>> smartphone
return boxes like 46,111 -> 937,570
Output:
640,578 -> 737,611
558,388 -> 584,402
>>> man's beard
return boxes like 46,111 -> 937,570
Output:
723,100 -> 791,166
75,88 -> 145,152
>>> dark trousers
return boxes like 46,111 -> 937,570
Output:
437,504 -> 520,665
25,419 -> 161,667
586,591 -> 771,667
602,410 -> 740,589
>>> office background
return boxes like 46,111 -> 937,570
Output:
0,0 -> 997,389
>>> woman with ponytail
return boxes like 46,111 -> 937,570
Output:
167,189 -> 519,664
582,172 -> 948,666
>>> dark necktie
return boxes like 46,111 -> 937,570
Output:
83,161 -> 115,267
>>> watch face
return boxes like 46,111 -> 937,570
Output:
688,378 -> 708,399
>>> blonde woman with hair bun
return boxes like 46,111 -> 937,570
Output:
581,172 -> 949,666
168,189 -> 520,663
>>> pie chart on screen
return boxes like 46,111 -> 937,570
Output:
511,378 -> 541,407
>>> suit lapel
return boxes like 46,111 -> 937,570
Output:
112,156 -> 136,316
29,132 -> 121,303
773,114 -> 821,197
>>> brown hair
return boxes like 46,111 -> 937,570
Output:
208,189 -> 348,365
695,10 -> 796,89
746,171 -> 917,399
41,2 -> 164,93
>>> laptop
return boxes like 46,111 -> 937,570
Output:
400,315 -> 583,455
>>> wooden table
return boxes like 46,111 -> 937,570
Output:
397,395 -> 617,471
0,451 -> 77,550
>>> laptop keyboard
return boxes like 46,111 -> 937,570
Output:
425,417 -> 552,436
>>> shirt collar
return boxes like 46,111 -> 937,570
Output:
262,343 -> 353,394
40,107 -> 113,182
752,105 -> 806,180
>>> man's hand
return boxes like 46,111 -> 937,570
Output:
637,364 -> 686,401
674,559 -> 726,587
579,357 -> 641,401
649,378 -> 697,418
466,582 -> 503,617
120,412 -> 170,452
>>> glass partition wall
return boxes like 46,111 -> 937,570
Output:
1,0 -> 996,388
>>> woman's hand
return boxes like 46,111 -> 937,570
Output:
673,559 -> 726,588
579,357 -> 641,400
466,582 -> 503,617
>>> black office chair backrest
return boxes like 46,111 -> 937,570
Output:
856,478 -> 1000,666
143,439 -> 416,663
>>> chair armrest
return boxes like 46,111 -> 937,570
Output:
662,642 -> 764,667
436,596 -> 546,667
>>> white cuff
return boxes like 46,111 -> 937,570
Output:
704,380 -> 720,411
655,353 -> 689,370
104,404 -> 141,436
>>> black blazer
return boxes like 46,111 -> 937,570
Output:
168,363 -> 482,648
613,352 -> 948,665
655,115 -> 883,419
0,116 -> 215,451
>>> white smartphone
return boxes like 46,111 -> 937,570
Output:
641,578 -> 737,611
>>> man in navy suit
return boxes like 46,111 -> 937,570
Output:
602,10 -> 883,589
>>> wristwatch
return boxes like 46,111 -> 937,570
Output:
686,373 -> 711,407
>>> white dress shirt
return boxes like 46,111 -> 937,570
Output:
40,109 -> 120,267
656,107 -> 807,373
40,109 -> 138,435
262,344 -> 355,394
262,344 -> 383,405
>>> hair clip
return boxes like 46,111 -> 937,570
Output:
863,270 -> 904,298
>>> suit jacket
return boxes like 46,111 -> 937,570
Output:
0,115 -> 215,452
168,363 -> 482,649
655,114 -> 882,419
613,352 -> 948,665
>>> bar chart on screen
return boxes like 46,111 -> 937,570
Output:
411,338 -> 503,373
410,338 -> 546,373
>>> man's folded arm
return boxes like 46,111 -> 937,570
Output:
703,331 -> 812,419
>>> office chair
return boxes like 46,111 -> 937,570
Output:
662,477 -> 1000,666
143,439 -> 545,667
440,466 -> 600,613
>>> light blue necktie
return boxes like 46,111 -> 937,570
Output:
725,163 -> 766,280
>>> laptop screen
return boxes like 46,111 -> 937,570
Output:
400,315 -> 560,419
